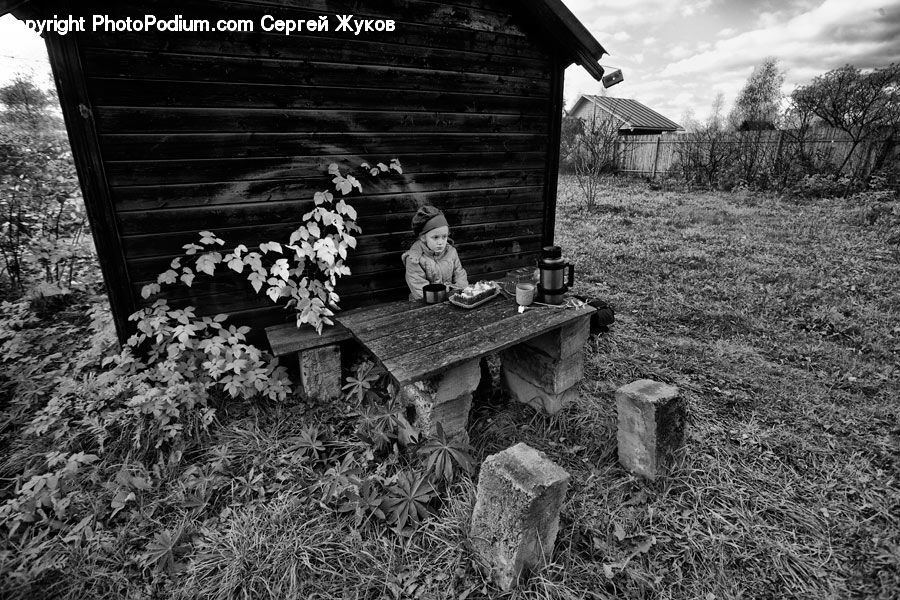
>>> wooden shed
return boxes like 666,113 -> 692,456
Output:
2,0 -> 608,342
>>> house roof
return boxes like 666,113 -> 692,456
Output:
572,95 -> 682,132
1,0 -> 609,81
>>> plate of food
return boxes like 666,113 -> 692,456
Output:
448,281 -> 500,309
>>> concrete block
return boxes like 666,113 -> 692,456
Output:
501,366 -> 579,415
298,345 -> 341,401
523,316 -> 590,360
401,384 -> 472,443
616,379 -> 685,480
470,443 -> 570,591
400,360 -> 480,442
500,345 -> 583,394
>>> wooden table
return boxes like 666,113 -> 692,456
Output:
335,295 -> 596,386
335,294 -> 595,440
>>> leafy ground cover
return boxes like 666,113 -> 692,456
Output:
1,177 -> 898,599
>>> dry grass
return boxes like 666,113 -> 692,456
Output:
3,177 -> 898,599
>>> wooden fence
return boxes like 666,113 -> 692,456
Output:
614,128 -> 895,180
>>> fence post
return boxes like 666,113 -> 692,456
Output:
651,135 -> 661,179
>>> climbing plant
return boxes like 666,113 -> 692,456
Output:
139,159 -> 401,334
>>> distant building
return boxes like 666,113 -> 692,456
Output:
570,95 -> 682,136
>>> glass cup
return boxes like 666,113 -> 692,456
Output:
516,282 -> 535,306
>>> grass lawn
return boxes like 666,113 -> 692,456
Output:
1,177 -> 898,599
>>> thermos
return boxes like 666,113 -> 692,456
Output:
537,246 -> 574,305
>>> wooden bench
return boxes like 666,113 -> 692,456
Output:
334,297 -> 596,442
264,321 -> 353,401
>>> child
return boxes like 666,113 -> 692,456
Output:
402,205 -> 468,300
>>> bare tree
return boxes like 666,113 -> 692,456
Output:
570,116 -> 620,208
791,63 -> 900,179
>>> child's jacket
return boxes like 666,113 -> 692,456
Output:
402,239 -> 469,300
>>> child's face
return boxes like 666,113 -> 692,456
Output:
421,225 -> 449,253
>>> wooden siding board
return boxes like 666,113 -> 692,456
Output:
98,132 -> 549,161
117,187 -> 543,236
80,31 -> 551,78
82,49 -> 549,98
88,78 -> 550,115
104,152 -> 546,186
92,106 -> 548,135
110,170 -> 546,212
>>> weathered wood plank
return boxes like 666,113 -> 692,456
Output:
99,132 -> 548,161
110,171 -> 545,212
90,78 -> 549,116
384,303 -> 596,384
119,202 -> 544,255
93,106 -> 547,135
115,186 -> 543,236
81,30 -> 549,79
264,321 -> 352,356
83,49 -> 550,98
105,152 -> 546,186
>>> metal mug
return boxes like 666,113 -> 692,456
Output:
423,283 -> 447,304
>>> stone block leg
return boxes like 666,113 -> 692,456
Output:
298,345 -> 342,401
400,359 -> 481,442
499,317 -> 590,415
470,443 -> 570,591
616,379 -> 686,480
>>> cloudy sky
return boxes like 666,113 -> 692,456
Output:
563,0 -> 900,124
1,0 -> 899,126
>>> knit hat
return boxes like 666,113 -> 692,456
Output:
411,205 -> 448,237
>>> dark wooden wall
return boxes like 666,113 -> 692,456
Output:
60,0 -> 556,336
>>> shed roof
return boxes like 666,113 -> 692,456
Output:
572,95 -> 682,132
1,0 -> 609,80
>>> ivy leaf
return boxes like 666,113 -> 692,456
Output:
289,227 -> 309,244
243,252 -> 263,272
389,158 -> 403,174
360,161 -> 370,169
195,252 -> 222,276
376,162 -> 388,172
307,222 -> 321,239
259,241 -> 283,254
333,176 -> 353,195
180,270 -> 195,287
141,283 -> 161,299
248,271 -> 265,293
226,254 -> 244,273
271,258 -> 290,281
327,163 -> 341,176
199,231 -> 224,246
313,191 -> 327,206
182,243 -> 203,256
157,269 -> 178,285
